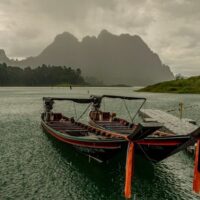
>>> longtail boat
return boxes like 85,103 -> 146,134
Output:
88,95 -> 200,198
89,95 -> 200,162
41,96 -> 200,198
41,97 -> 160,162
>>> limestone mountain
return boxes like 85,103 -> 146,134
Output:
0,49 -> 10,63
0,30 -> 174,85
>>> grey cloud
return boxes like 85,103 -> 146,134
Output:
175,27 -> 200,39
0,0 -> 199,75
151,0 -> 200,19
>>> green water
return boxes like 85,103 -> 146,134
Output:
0,87 -> 200,200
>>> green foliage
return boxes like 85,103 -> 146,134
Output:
137,76 -> 200,94
0,63 -> 85,86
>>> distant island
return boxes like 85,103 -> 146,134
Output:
137,76 -> 200,94
0,30 -> 174,85
0,63 -> 85,86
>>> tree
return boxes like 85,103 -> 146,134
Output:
0,64 -> 86,86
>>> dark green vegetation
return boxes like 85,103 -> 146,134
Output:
0,63 -> 85,86
138,76 -> 200,94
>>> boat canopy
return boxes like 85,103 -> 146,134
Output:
43,95 -> 146,105
43,97 -> 94,104
90,95 -> 146,106
101,95 -> 146,101
90,95 -> 147,123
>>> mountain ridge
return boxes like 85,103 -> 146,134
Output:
0,30 -> 174,85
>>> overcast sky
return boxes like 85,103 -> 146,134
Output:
0,0 -> 199,76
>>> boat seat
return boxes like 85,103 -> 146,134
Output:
89,111 -> 100,121
65,130 -> 88,132
103,125 -> 127,128
66,130 -> 89,136
96,121 -> 120,125
102,112 -> 111,121
53,113 -> 63,121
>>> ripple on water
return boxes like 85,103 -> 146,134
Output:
0,87 -> 200,200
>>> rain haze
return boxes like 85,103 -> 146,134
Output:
0,0 -> 200,76
1,2 -> 200,200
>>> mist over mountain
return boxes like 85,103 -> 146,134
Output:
0,30 -> 174,85
0,49 -> 10,63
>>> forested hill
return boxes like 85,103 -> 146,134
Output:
137,76 -> 200,94
0,63 -> 85,86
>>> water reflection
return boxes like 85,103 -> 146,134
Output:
0,87 -> 200,200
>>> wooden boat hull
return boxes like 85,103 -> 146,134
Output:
41,120 -> 126,162
43,119 -> 195,163
41,107 -> 198,163
89,115 -> 196,162
41,95 -> 200,198
135,136 -> 194,162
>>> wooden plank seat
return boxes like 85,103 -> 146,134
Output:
101,122 -> 124,125
49,124 -> 79,127
103,128 -> 130,131
108,126 -> 132,130
49,124 -> 77,127
64,131 -> 89,137
51,126 -> 82,129
111,129 -> 133,134
65,129 -> 88,132
48,121 -> 72,124
97,121 -> 129,126
103,125 -> 128,128
108,125 -> 131,128
50,125 -> 83,128
96,121 -> 122,125
54,127 -> 87,131
110,127 -> 133,131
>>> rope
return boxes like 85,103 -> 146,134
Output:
123,99 -> 146,123
167,104 -> 199,113
167,104 -> 199,123
137,143 -> 156,164
73,102 -> 77,120
103,99 -> 106,111
131,99 -> 146,122
137,135 -> 197,164
123,99 -> 133,122
118,99 -> 124,115
165,137 -> 196,158
76,103 -> 92,122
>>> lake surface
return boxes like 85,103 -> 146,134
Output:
0,87 -> 200,200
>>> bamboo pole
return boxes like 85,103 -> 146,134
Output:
193,140 -> 200,193
124,142 -> 135,199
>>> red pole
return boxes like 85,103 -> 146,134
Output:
193,140 -> 200,193
124,142 -> 135,199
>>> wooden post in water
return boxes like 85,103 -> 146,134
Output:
179,102 -> 184,119
124,142 -> 135,199
193,140 -> 200,193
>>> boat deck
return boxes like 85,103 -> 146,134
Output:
96,120 -> 134,134
47,120 -> 120,140
48,121 -> 91,135
140,109 -> 198,135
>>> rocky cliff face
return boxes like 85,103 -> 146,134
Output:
0,49 -> 10,63
0,30 -> 174,85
